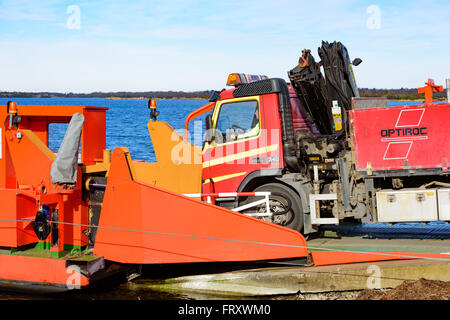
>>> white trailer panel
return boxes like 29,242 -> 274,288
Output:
438,188 -> 450,221
376,189 -> 438,222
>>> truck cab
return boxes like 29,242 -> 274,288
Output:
201,75 -> 313,231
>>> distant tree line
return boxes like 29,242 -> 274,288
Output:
0,88 -> 446,101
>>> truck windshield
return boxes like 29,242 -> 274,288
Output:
215,100 -> 259,143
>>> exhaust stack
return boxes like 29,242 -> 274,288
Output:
447,79 -> 450,102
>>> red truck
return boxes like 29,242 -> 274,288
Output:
180,41 -> 450,235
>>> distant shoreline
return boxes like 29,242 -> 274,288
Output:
0,91 -> 213,100
0,88 -> 446,102
105,97 -> 207,100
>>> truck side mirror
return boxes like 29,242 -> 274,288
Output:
352,58 -> 362,66
204,114 -> 214,143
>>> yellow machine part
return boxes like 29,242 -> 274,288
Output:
131,121 -> 202,194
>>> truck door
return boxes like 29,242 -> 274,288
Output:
202,95 -> 281,194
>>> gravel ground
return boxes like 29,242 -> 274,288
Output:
272,278 -> 450,300
357,278 -> 450,300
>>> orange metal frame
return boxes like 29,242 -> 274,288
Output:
418,79 -> 443,104
183,101 -> 215,142
0,103 -> 107,254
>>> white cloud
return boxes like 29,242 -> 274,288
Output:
0,0 -> 59,21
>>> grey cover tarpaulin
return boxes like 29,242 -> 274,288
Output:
50,112 -> 85,185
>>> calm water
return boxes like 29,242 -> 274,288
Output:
0,98 -> 422,300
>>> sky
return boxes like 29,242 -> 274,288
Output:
0,0 -> 449,93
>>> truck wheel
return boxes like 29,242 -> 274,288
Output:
247,183 -> 304,232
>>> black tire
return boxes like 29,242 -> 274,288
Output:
242,183 -> 304,232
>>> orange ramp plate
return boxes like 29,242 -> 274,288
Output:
310,250 -> 449,266
94,148 -> 308,264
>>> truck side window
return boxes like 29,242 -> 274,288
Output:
215,100 -> 259,143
